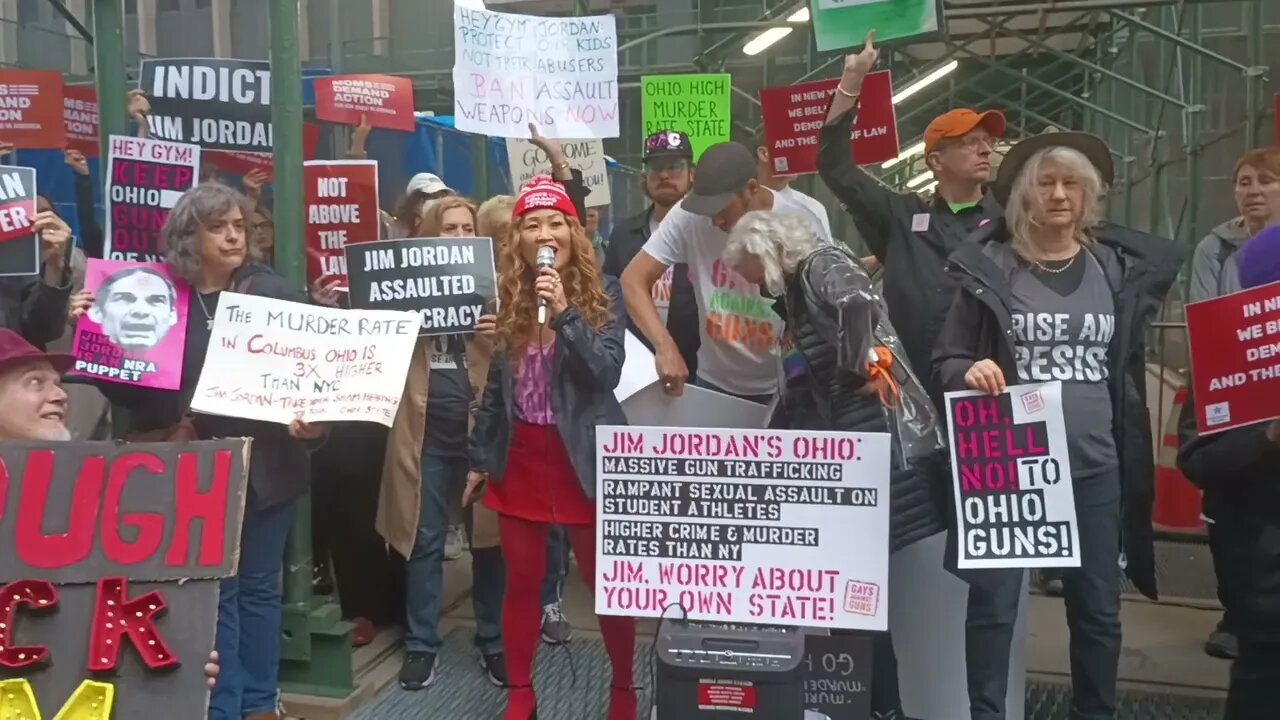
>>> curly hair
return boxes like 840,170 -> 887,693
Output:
496,213 -> 612,352
417,196 -> 477,237
162,182 -> 262,285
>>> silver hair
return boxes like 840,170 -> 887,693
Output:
723,210 -> 821,296
1006,146 -> 1104,262
162,182 -> 260,284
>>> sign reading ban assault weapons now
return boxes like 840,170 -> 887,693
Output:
0,440 -> 249,718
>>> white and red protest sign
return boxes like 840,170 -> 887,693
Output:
758,70 -> 898,176
0,70 -> 65,149
304,160 -> 380,288
594,426 -> 891,630
63,85 -> 100,158
1186,281 -> 1280,433
0,166 -> 38,276
315,74 -> 415,132
105,135 -> 201,262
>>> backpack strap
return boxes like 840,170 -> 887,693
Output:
1216,236 -> 1238,296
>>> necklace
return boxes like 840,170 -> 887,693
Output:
196,292 -> 216,330
1033,250 -> 1080,274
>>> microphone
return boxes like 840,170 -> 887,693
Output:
536,246 -> 556,325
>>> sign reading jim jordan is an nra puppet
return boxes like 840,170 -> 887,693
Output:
0,440 -> 249,718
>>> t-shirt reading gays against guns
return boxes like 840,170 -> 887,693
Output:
641,188 -> 832,397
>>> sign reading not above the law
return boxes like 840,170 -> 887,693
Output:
452,3 -> 619,139
139,58 -> 273,153
345,237 -> 498,336
190,293 -> 419,426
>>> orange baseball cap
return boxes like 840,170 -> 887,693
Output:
923,109 -> 1007,153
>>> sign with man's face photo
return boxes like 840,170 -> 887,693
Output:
88,268 -> 179,351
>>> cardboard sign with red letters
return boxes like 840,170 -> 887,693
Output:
758,70 -> 899,176
0,70 -> 65,149
62,85 -> 100,158
1186,281 -> 1280,433
315,74 -> 415,132
304,160 -> 381,288
0,440 -> 248,719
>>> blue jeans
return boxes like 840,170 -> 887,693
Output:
406,454 -> 503,655
540,526 -> 570,607
208,493 -> 296,719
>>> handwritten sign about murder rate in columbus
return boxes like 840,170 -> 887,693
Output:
506,138 -> 611,207
190,293 -> 418,426
105,135 -> 200,262
1186,281 -> 1280,433
0,166 -> 38,277
452,4 -> 619,139
304,160 -> 380,289
0,69 -> 64,149
344,237 -> 498,337
595,427 -> 892,631
314,74 -> 416,132
0,439 -> 248,719
63,85 -> 100,158
758,70 -> 899,175
71,260 -> 189,390
945,382 -> 1081,570
140,58 -> 273,153
641,74 -> 731,162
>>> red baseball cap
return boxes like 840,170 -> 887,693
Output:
924,109 -> 1007,153
512,175 -> 579,222
0,329 -> 74,374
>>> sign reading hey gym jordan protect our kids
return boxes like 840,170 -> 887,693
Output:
595,427 -> 891,631
139,58 -> 273,153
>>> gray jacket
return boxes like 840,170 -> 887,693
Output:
469,275 -> 627,498
1189,217 -> 1252,302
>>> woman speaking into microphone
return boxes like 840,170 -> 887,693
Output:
464,175 -> 637,720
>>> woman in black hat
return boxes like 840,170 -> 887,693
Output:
932,132 -> 1184,719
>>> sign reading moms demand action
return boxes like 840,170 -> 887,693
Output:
595,427 -> 891,631
944,382 -> 1081,570
315,74 -> 416,132
105,135 -> 201,262
0,70 -> 65,149
452,3 -> 619,139
140,58 -> 273,153
63,85 -> 100,158
0,439 -> 248,719
345,237 -> 497,336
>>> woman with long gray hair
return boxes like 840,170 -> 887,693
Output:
723,210 -> 950,720
94,182 -> 325,720
932,133 -> 1183,719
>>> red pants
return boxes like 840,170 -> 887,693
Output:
498,514 -> 636,703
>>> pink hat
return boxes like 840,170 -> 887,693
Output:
512,175 -> 578,221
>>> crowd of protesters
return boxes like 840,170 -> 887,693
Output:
2,30 -> 1279,720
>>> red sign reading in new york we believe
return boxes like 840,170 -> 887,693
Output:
315,74 -> 415,132
1186,281 -> 1280,433
304,160 -> 380,288
758,70 -> 899,176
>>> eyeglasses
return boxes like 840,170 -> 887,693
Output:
252,221 -> 274,232
645,158 -> 692,176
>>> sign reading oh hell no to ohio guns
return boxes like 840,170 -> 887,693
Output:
344,237 -> 497,337
944,382 -> 1082,570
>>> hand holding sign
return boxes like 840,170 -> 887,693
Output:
34,211 -> 70,274
63,148 -> 90,176
964,359 -> 1007,395
288,418 -> 325,440
68,289 -> 92,323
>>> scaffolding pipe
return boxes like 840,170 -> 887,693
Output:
92,0 -> 127,161
1109,9 -> 1251,73
1245,0 -> 1265,146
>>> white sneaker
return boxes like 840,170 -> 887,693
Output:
444,525 -> 466,561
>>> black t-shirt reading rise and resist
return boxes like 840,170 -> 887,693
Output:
423,335 -> 471,457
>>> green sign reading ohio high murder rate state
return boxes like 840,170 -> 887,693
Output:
641,73 -> 731,162
810,0 -> 942,51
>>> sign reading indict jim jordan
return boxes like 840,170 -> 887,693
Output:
190,293 -> 419,426
0,439 -> 249,719
758,70 -> 899,175
139,58 -> 273,153
1186,281 -> 1280,433
810,0 -> 942,51
944,382 -> 1082,570
105,135 -> 200,262
344,237 -> 498,337
452,3 -> 620,139
506,138 -> 611,207
641,74 -> 731,162
595,427 -> 892,631
304,160 -> 381,289
0,69 -> 65,149
71,260 -> 189,390
0,166 -> 39,278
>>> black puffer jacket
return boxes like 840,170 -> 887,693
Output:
932,218 -> 1184,599
1178,393 -> 1280,641
772,245 -> 949,551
